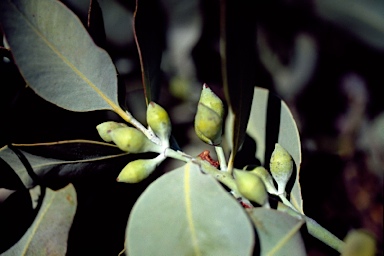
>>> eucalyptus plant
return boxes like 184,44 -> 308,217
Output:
0,0 -> 377,255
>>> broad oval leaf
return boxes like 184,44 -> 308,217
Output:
0,0 -> 121,113
2,184 -> 77,256
248,208 -> 306,256
127,162 -> 254,256
247,87 -> 303,213
0,140 -> 131,189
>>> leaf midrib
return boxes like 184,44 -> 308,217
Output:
7,0 -> 120,113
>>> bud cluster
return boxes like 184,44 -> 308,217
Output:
96,102 -> 173,183
233,143 -> 294,207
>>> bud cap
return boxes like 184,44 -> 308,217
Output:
269,143 -> 294,195
96,121 -> 127,142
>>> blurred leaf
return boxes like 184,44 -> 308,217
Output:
127,162 -> 254,256
2,184 -> 77,256
0,0 -> 126,116
0,140 -> 131,189
248,208 -> 306,256
249,87 -> 303,213
87,0 -> 107,49
133,0 -> 165,105
314,0 -> 384,50
220,0 -> 257,165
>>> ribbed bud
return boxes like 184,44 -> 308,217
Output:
269,143 -> 293,195
147,102 -> 171,144
234,169 -> 268,206
96,121 -> 127,142
110,127 -> 160,153
250,166 -> 278,195
194,84 -> 224,145
116,158 -> 158,183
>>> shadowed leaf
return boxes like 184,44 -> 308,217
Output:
87,0 -> 107,49
133,0 -> 165,105
2,184 -> 76,255
220,0 -> 257,166
0,140 -> 132,189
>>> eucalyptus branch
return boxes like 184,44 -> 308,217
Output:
277,202 -> 345,253
124,110 -> 161,145
215,146 -> 227,171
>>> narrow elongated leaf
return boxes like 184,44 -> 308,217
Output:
127,162 -> 254,256
2,184 -> 77,256
245,87 -> 303,213
0,0 -> 124,115
0,140 -> 131,189
248,208 -> 306,256
133,0 -> 165,104
87,0 -> 107,49
220,0 -> 257,164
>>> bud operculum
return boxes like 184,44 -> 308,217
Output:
269,143 -> 293,195
96,121 -> 127,142
146,102 -> 171,146
194,84 -> 224,145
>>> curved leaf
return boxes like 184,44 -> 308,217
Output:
248,208 -> 306,256
127,162 -> 254,256
133,0 -> 165,104
220,0 -> 257,166
0,140 -> 131,189
2,184 -> 77,255
231,87 -> 303,213
0,0 -> 125,115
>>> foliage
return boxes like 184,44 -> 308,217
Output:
0,0 -> 382,255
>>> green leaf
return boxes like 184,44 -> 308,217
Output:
133,0 -> 165,105
2,184 -> 77,255
0,140 -> 131,189
240,87 -> 303,213
220,0 -> 257,166
127,162 -> 254,256
248,208 -> 306,256
0,0 -> 125,116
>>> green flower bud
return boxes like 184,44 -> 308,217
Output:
96,121 -> 127,142
234,169 -> 268,206
199,84 -> 224,117
342,229 -> 376,256
250,166 -> 278,195
117,158 -> 159,183
194,84 -> 224,145
110,127 -> 160,153
269,143 -> 293,195
146,102 -> 171,143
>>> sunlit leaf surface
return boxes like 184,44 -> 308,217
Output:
0,0 -> 120,113
127,162 -> 254,256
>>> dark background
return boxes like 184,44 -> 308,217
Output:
1,0 -> 383,255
